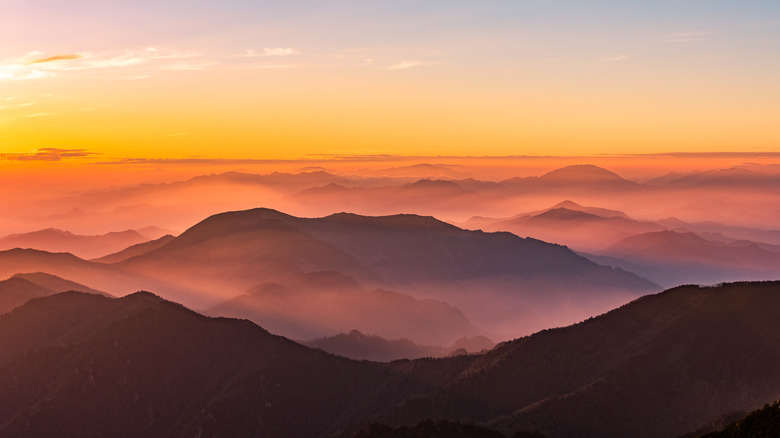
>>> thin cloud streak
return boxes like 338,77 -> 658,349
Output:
26,54 -> 83,64
381,60 -> 425,71
600,55 -> 629,62
0,148 -> 98,161
667,31 -> 709,43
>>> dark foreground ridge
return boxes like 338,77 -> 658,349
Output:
0,281 -> 778,437
696,400 -> 780,438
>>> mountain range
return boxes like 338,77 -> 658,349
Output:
0,228 -> 152,259
464,200 -> 780,288
113,207 -> 658,341
0,281 -> 778,437
305,330 -> 495,362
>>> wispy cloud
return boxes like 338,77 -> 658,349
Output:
600,54 -> 629,62
240,48 -> 299,57
0,64 -> 54,80
381,60 -> 426,71
0,148 -> 98,161
667,31 -> 709,43
26,54 -> 83,65
25,112 -> 52,117
0,48 -> 203,80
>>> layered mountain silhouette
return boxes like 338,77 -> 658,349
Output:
647,167 -> 780,189
287,178 -> 498,219
116,207 -> 658,339
93,234 -> 176,264
0,277 -> 55,315
305,330 -> 495,362
0,271 -> 107,316
0,291 -> 409,437
463,201 -> 663,252
0,228 -> 151,259
375,281 -> 780,438
495,165 -> 641,194
463,200 -> 780,287
0,281 -> 778,437
206,271 -> 480,345
597,230 -> 780,287
0,248 -> 191,302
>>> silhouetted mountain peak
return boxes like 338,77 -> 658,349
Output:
121,290 -> 166,303
323,212 -> 459,231
540,164 -> 630,183
552,200 -> 585,209
548,200 -> 629,218
171,207 -> 298,242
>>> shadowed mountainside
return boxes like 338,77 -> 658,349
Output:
0,282 -> 778,437
378,281 -> 780,438
696,400 -> 780,438
0,291 -> 417,438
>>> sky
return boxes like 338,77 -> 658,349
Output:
1,0 -> 779,165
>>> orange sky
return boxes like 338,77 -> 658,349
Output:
2,1 -> 779,164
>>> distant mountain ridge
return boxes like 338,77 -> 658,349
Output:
305,330 -> 495,362
0,228 -> 151,259
0,272 -> 107,315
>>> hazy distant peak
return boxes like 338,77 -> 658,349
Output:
548,200 -> 629,218
552,200 -> 585,209
298,182 -> 350,194
11,272 -> 101,295
2,247 -> 83,259
4,228 -> 75,239
534,207 -> 603,221
636,229 -> 706,242
540,164 -> 629,183
397,178 -> 470,193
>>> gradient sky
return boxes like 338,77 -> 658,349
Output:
2,0 -> 779,162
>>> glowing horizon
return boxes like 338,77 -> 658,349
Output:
2,1 -> 779,161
